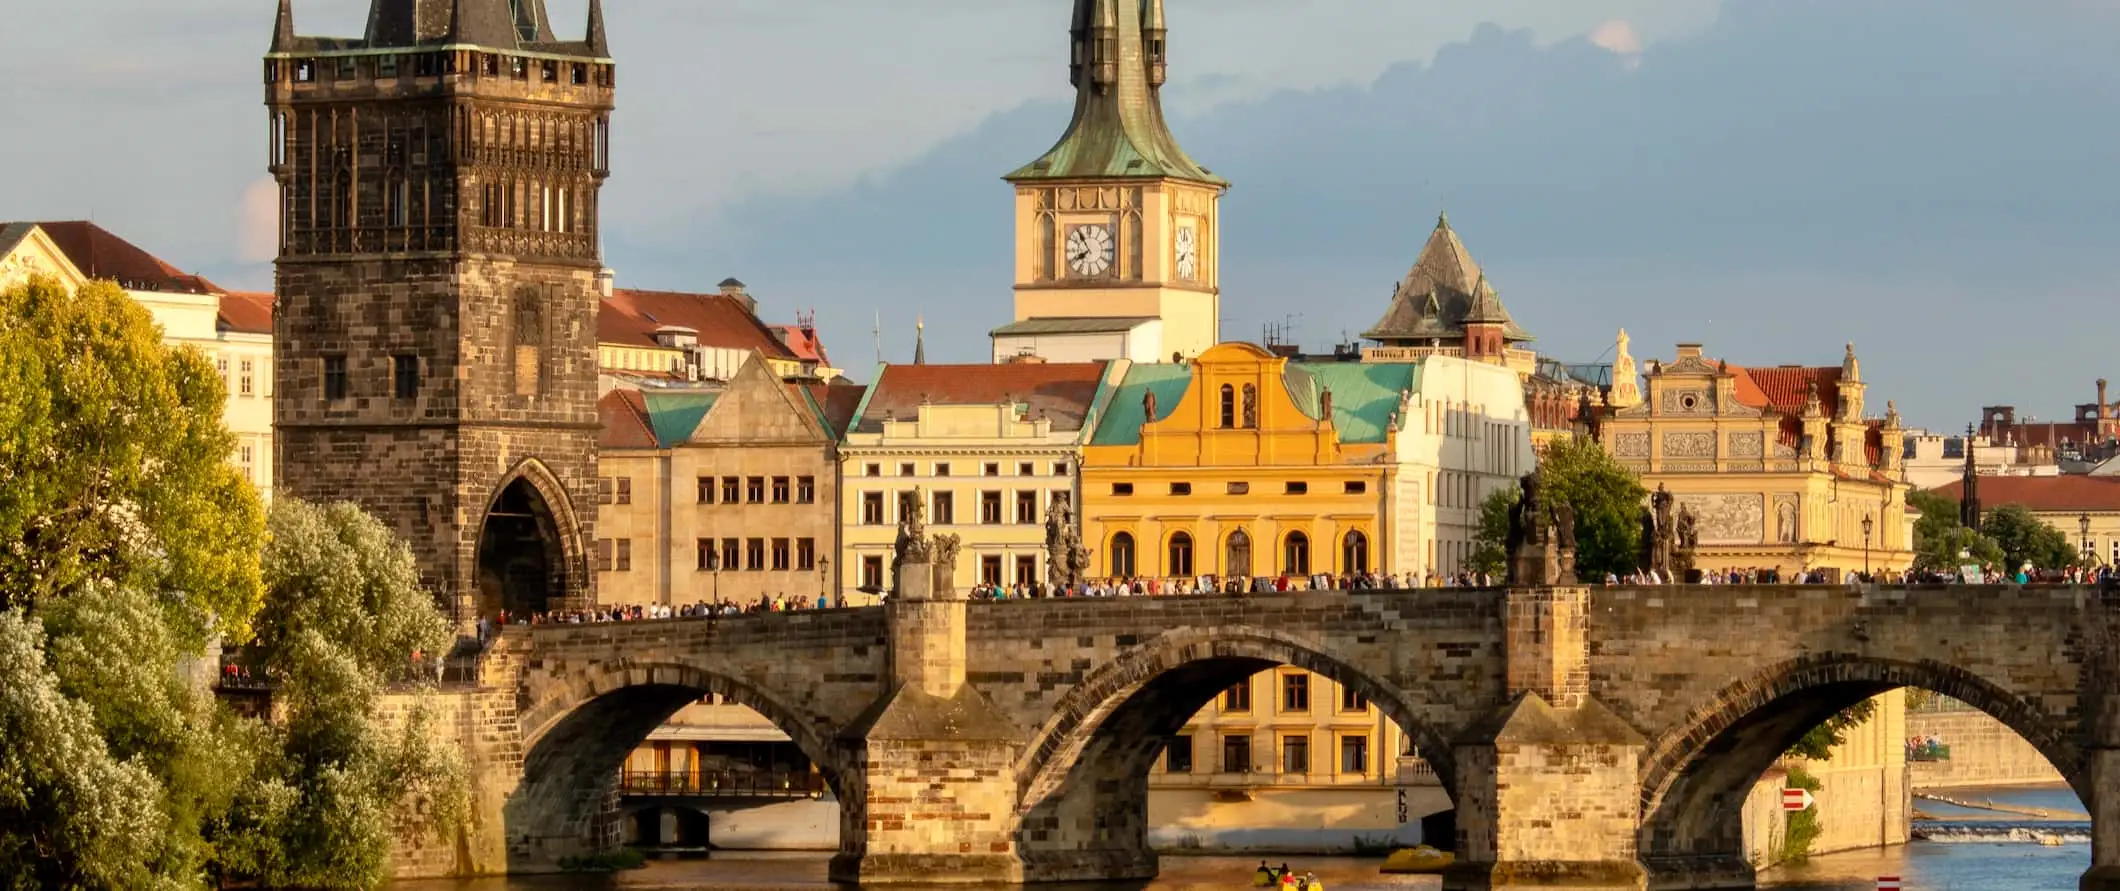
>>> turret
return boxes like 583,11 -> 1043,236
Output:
271,0 -> 295,52
1881,400 -> 1905,474
1090,0 -> 1119,89
1836,342 -> 1865,422
1143,0 -> 1168,87
586,0 -> 609,57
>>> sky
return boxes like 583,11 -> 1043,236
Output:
1,0 -> 2114,430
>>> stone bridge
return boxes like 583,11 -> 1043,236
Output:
441,582 -> 2120,890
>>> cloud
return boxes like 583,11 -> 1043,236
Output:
1588,19 -> 1645,62
235,178 -> 278,265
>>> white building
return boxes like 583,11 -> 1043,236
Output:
1901,428 -> 2057,491
1388,355 -> 1538,580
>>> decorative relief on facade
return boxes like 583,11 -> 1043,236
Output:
1174,189 -> 1209,214
1660,389 -> 1714,416
1052,187 -> 1140,212
1678,493 -> 1766,545
1662,431 -> 1717,459
1661,462 -> 1717,473
1773,496 -> 1800,544
1614,432 -> 1651,458
1773,439 -> 1798,459
1728,432 -> 1764,458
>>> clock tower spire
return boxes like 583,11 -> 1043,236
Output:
994,0 -> 1227,364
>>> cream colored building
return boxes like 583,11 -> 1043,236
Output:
594,355 -> 843,609
836,361 -> 1119,593
1902,428 -> 2058,491
0,221 -> 276,494
1604,340 -> 1914,577
1390,355 -> 1538,580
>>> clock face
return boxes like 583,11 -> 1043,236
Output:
1175,226 -> 1199,281
1065,224 -> 1115,277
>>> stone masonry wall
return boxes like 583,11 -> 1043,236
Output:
1908,708 -> 2068,789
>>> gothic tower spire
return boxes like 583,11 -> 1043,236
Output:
271,0 -> 295,53
586,0 -> 610,57
1008,0 -> 1221,184
914,316 -> 928,365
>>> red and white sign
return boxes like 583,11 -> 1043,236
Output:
1780,787 -> 1815,812
1876,877 -> 1902,891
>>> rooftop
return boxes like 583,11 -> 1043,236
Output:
1363,215 -> 1532,345
1927,475 -> 2120,513
27,221 -> 223,296
599,288 -> 799,360
851,362 -> 1109,435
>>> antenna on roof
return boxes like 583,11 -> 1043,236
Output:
873,310 -> 882,365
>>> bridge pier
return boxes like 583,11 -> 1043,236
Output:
1445,587 -> 1648,891
828,555 -> 1027,885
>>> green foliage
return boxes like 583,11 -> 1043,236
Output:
1982,504 -> 2081,572
0,276 -> 264,641
1540,436 -> 1649,581
257,499 -> 453,683
1908,490 -> 2004,572
1786,698 -> 1879,761
1778,764 -> 1825,863
1468,489 -> 1516,577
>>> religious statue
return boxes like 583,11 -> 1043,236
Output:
1044,494 -> 1073,590
1552,499 -> 1578,581
1673,505 -> 1701,580
1143,389 -> 1157,422
890,488 -> 931,594
1642,484 -> 1678,580
1242,385 -> 1258,429
1506,471 -> 1564,586
928,533 -> 962,597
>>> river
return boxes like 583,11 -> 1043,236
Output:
394,785 -> 2086,891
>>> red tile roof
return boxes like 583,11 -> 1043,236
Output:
217,291 -> 274,335
794,380 -> 867,436
772,324 -> 831,366
1927,475 -> 2120,513
598,389 -> 660,450
599,288 -> 798,359
853,363 -> 1107,434
33,221 -> 224,295
1727,365 -> 1842,417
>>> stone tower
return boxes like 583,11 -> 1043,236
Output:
264,0 -> 614,621
1002,0 -> 1228,362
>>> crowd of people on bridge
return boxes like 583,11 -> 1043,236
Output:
474,594 -> 849,641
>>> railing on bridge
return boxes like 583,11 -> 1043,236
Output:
618,769 -> 826,800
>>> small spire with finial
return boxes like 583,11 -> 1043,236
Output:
913,315 -> 927,365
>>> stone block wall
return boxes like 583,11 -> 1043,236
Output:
1908,708 -> 2068,789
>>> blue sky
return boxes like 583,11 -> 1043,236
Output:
1,0 -> 2111,429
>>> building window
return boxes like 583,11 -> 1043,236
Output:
980,491 -> 1003,524
1340,735 -> 1370,774
1343,531 -> 1371,574
771,477 -> 791,504
935,462 -> 951,477
1281,674 -> 1310,712
1284,531 -> 1310,575
984,463 -> 1000,477
1168,532 -> 1194,576
1112,483 -> 1135,496
1170,482 -> 1192,496
1285,481 -> 1307,495
861,555 -> 884,589
1219,384 -> 1236,428
746,477 -> 765,504
697,476 -> 715,504
1344,481 -> 1368,495
1222,734 -> 1253,774
1015,491 -> 1039,524
898,491 -> 917,522
1165,734 -> 1194,774
721,538 -> 740,571
615,478 -> 632,505
595,538 -> 614,572
745,538 -> 765,571
796,538 -> 816,571
322,354 -> 348,401
797,476 -> 816,504
608,538 -> 630,572
866,463 -> 882,477
981,555 -> 1003,585
1226,481 -> 1250,495
1018,462 -> 1035,477
1014,555 -> 1038,586
863,492 -> 885,525
1109,532 -> 1136,577
696,539 -> 716,571
597,478 -> 614,505
389,354 -> 418,399
721,477 -> 741,504
1341,686 -> 1370,713
1282,735 -> 1311,775
933,491 -> 955,525
239,359 -> 255,396
216,356 -> 229,385
1227,529 -> 1253,577
1222,680 -> 1251,712
1052,461 -> 1069,477
771,538 -> 791,571
900,462 -> 917,477
513,294 -> 542,397
238,445 -> 254,476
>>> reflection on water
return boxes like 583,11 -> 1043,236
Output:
392,785 -> 2090,891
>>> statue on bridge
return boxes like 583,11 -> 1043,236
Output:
891,488 -> 932,597
1673,504 -> 1700,580
1045,493 -> 1087,592
1642,484 -> 1678,582
1506,471 -> 1576,586
928,532 -> 963,599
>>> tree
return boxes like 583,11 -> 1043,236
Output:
1786,698 -> 1879,761
1982,504 -> 2080,572
1539,436 -> 1650,581
0,275 -> 264,640
1468,489 -> 1515,577
1908,489 -> 2003,572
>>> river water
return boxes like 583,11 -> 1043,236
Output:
395,785 -> 2086,891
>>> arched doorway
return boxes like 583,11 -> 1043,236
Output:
1283,531 -> 1310,576
1109,532 -> 1136,578
1342,530 -> 1370,574
477,475 -> 568,617
1226,529 -> 1252,577
1166,532 -> 1194,577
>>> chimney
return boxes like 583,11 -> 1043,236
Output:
718,277 -> 757,315
2101,379 -> 2111,429
594,266 -> 615,298
1675,343 -> 1704,360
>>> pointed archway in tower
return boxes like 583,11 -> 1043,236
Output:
476,460 -> 588,618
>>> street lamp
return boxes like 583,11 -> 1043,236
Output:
818,556 -> 831,607
705,548 -> 722,608
2081,514 -> 2093,566
1861,514 -> 1874,580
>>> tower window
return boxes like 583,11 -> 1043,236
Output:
377,54 -> 398,78
1219,384 -> 1236,428
392,354 -> 419,399
322,354 -> 348,401
335,57 -> 357,80
513,293 -> 543,397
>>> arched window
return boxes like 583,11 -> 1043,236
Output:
1242,384 -> 1258,428
1226,529 -> 1252,578
1109,532 -> 1136,578
1343,531 -> 1370,575
1283,531 -> 1310,576
1219,384 -> 1236,429
1167,532 -> 1194,577
513,291 -> 543,397
384,170 -> 409,227
331,168 -> 353,230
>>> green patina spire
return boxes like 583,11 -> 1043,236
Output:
1006,0 -> 1224,185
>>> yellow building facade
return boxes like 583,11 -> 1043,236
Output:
1603,340 -> 1914,578
1082,344 -> 1391,586
594,355 -> 842,609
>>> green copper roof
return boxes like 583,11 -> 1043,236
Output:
641,391 -> 719,447
1005,0 -> 1225,186
1292,362 -> 1419,444
1090,363 -> 1195,446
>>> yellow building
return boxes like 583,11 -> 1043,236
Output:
1082,343 -> 1392,586
593,355 -> 845,609
992,0 -> 1226,364
836,360 -> 1119,594
1603,339 -> 1913,578
0,221 -> 277,494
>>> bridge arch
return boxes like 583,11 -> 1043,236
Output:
1637,653 -> 2084,883
1013,626 -> 1455,881
507,659 -> 845,867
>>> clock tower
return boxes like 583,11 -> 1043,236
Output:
995,0 -> 1227,363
